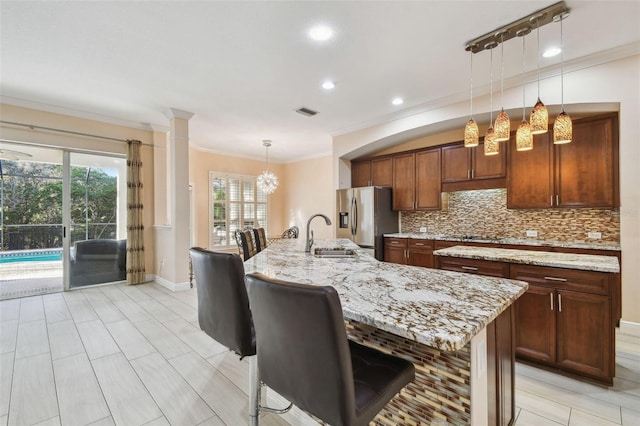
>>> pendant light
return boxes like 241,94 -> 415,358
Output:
516,28 -> 533,151
257,140 -> 278,194
529,15 -> 549,134
464,45 -> 479,147
553,12 -> 572,144
485,43 -> 499,156
494,31 -> 511,142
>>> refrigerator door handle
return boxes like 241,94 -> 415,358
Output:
353,197 -> 358,237
350,197 -> 355,236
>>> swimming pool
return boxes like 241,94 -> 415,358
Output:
0,249 -> 63,264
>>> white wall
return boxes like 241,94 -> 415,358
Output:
333,54 -> 640,324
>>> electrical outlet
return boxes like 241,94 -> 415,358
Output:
419,226 -> 427,233
587,232 -> 602,239
526,230 -> 538,238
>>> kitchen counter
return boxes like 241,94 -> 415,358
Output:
244,238 -> 527,351
245,238 -> 527,425
434,245 -> 620,273
384,232 -> 621,251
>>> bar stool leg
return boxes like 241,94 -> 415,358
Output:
249,355 -> 260,426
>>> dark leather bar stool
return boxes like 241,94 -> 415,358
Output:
188,248 -> 289,425
234,229 -> 257,260
253,227 -> 267,252
246,273 -> 415,426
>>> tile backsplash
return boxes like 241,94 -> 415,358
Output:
401,189 -> 620,243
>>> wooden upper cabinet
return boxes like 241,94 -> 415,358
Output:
474,140 -> 507,179
441,142 -> 507,191
507,132 -> 553,209
415,149 -> 442,210
392,153 -> 416,210
371,157 -> 393,187
351,160 -> 371,188
442,145 -> 470,182
555,114 -> 619,208
507,113 -> 619,209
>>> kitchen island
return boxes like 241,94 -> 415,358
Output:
244,238 -> 528,425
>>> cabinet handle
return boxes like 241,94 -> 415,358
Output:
461,266 -> 479,271
391,241 -> 399,244
556,195 -> 559,206
558,294 -> 562,312
544,276 -> 567,282
471,169 -> 474,179
405,249 -> 409,259
467,170 -> 471,180
550,293 -> 554,311
550,195 -> 554,206
415,243 -> 424,246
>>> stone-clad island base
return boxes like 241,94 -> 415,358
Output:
244,239 -> 526,425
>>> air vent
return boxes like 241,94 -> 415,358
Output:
295,107 -> 319,117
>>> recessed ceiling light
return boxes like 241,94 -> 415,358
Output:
308,25 -> 333,41
321,81 -> 335,90
392,97 -> 404,106
543,47 -> 562,58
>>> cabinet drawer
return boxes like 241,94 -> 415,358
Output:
437,257 -> 509,278
408,239 -> 434,250
385,237 -> 408,248
510,264 -> 610,295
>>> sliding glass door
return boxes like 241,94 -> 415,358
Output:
68,152 -> 127,288
0,142 -> 127,299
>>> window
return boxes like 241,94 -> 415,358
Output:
210,172 -> 268,248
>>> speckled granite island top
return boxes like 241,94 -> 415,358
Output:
434,245 -> 620,273
243,238 -> 528,352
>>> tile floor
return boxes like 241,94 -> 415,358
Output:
0,281 -> 638,425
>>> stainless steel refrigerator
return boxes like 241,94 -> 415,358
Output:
336,187 -> 398,261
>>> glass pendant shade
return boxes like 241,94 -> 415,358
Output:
553,110 -> 572,144
516,120 -> 533,151
530,99 -> 548,134
484,127 -> 499,156
257,140 -> 278,194
494,109 -> 511,141
464,119 -> 479,147
257,170 -> 279,194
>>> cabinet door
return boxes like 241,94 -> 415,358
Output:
371,157 -> 393,187
384,246 -> 407,264
437,257 -> 509,277
507,132 -> 553,209
415,149 -> 441,210
556,290 -> 612,382
514,285 -> 556,364
473,140 -> 507,180
392,153 -> 416,210
441,145 -> 470,182
555,115 -> 618,208
351,161 -> 371,188
408,239 -> 434,268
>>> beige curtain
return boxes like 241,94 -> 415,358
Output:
126,140 -> 145,284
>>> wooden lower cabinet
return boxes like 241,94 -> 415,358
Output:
514,285 -> 556,364
384,237 -> 434,268
511,264 -> 614,385
487,305 -> 515,426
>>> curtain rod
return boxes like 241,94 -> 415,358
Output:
0,120 -> 155,147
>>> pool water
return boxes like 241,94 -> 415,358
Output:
0,250 -> 63,264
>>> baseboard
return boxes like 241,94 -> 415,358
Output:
619,320 -> 640,337
152,275 -> 191,292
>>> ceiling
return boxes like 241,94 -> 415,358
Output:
1,1 -> 639,163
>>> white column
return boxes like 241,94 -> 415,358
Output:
160,108 -> 194,287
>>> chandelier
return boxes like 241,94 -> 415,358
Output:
257,140 -> 278,194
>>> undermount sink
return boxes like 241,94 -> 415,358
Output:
313,247 -> 356,258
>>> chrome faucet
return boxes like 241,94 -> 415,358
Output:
305,213 -> 332,253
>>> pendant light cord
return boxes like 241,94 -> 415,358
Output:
522,35 -> 526,120
536,19 -> 541,99
500,33 -> 505,109
489,48 -> 494,123
560,16 -> 564,111
469,51 -> 474,118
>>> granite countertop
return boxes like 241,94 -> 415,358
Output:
384,233 -> 621,251
433,246 -> 620,273
243,239 -> 528,352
